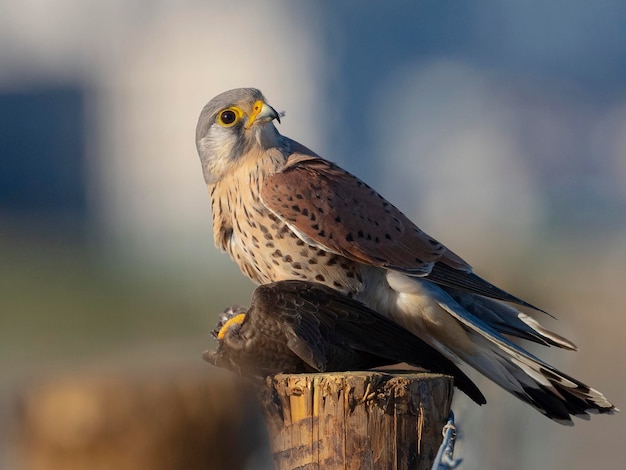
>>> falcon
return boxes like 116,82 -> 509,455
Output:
195,88 -> 616,424
204,280 -> 486,405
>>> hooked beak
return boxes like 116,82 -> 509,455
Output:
246,100 -> 280,129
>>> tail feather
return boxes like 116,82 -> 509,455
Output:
384,272 -> 616,424
459,332 -> 615,424
446,288 -> 577,350
438,301 -> 617,424
518,312 -> 577,350
511,350 -> 615,423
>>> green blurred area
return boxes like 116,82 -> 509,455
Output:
0,230 -> 252,381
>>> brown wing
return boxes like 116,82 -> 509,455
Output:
261,153 -> 470,275
262,152 -> 547,311
252,281 -> 486,405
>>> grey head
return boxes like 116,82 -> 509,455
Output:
195,88 -> 282,184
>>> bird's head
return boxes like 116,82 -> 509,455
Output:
196,88 -> 282,184
204,305 -> 248,370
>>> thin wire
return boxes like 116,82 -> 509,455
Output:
432,411 -> 462,470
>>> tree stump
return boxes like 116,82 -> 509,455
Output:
260,371 -> 454,470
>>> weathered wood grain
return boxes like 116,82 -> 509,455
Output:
260,371 -> 454,470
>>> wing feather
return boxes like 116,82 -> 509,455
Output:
254,281 -> 486,404
261,154 -> 470,275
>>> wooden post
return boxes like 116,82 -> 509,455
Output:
259,371 -> 454,470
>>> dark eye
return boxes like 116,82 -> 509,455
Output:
219,110 -> 237,125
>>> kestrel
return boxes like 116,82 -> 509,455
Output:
204,280 -> 485,404
195,88 -> 616,424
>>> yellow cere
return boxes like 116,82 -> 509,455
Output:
245,100 -> 265,129
217,313 -> 247,339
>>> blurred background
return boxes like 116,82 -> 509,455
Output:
1,0 -> 624,468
